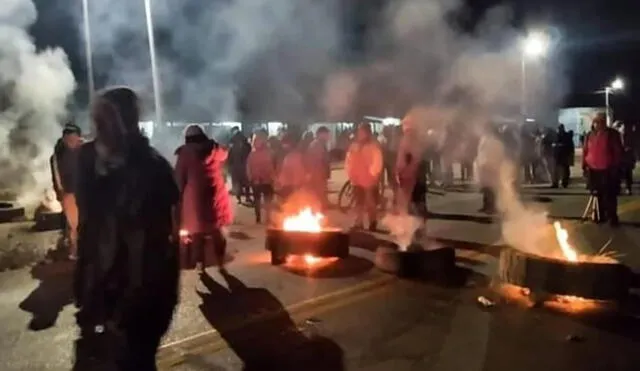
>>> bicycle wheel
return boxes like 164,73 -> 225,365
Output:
337,181 -> 356,212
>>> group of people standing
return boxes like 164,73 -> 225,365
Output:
224,126 -> 333,224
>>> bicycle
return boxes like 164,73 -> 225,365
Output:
337,180 -> 386,213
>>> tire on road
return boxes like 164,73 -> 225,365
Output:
266,228 -> 350,266
375,244 -> 456,280
34,210 -> 64,231
0,202 -> 25,223
498,247 -> 632,301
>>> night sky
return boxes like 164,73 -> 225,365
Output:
30,0 -> 640,121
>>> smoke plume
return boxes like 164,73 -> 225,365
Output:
0,0 -> 76,205
75,0 -> 568,252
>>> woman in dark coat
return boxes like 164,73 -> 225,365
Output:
175,125 -> 232,272
73,87 -> 180,371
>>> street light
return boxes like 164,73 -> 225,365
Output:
143,0 -> 163,128
605,77 -> 624,126
81,0 -> 94,104
521,31 -> 550,120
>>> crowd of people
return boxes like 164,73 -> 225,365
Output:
45,85 -> 634,369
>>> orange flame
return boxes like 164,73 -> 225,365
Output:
552,221 -> 578,262
282,207 -> 324,232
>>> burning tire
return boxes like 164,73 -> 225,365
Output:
498,247 -> 632,301
0,202 -> 25,223
266,228 -> 349,266
374,244 -> 456,280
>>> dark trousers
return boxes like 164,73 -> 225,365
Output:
251,184 -> 274,223
588,168 -> 619,223
411,181 -> 428,220
621,167 -> 633,192
522,161 -> 535,183
181,231 -> 227,269
461,162 -> 474,181
481,187 -> 496,212
552,160 -> 570,187
353,185 -> 378,227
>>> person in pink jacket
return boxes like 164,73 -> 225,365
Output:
345,123 -> 383,231
276,134 -> 308,201
247,130 -> 275,224
306,126 -> 331,209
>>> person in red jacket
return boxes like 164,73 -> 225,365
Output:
175,125 -> 231,272
583,113 -> 624,226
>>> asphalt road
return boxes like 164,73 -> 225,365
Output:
1,168 -> 640,370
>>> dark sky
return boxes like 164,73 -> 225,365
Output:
30,0 -> 640,120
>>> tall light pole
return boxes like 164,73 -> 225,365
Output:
143,0 -> 163,127
521,31 -> 550,121
605,77 -> 624,126
81,0 -> 95,104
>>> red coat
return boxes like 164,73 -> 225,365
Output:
175,141 -> 232,234
583,128 -> 623,170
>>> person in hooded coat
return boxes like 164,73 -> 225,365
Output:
73,87 -> 180,371
175,125 -> 232,272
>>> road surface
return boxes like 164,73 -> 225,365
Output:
1,167 -> 639,370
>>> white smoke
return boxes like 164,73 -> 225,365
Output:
0,0 -> 76,206
74,0 -> 567,252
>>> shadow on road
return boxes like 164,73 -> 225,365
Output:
19,260 -> 74,331
282,255 -> 373,278
197,271 -> 345,371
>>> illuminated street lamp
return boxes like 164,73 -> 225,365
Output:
604,77 -> 624,126
521,31 -> 550,119
143,0 -> 163,127
81,0 -> 94,104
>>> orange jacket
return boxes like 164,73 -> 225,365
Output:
345,140 -> 383,188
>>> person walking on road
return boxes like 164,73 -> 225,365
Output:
583,113 -> 624,226
73,86 -> 180,371
175,124 -> 231,273
228,128 -> 252,204
345,123 -> 383,231
551,124 -> 574,188
50,122 -> 83,260
247,130 -> 276,224
616,121 -> 636,195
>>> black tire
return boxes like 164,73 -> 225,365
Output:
337,181 -> 356,212
498,248 -> 631,301
0,202 -> 25,223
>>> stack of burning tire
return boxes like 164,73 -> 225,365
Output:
496,221 -> 632,313
266,208 -> 349,266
